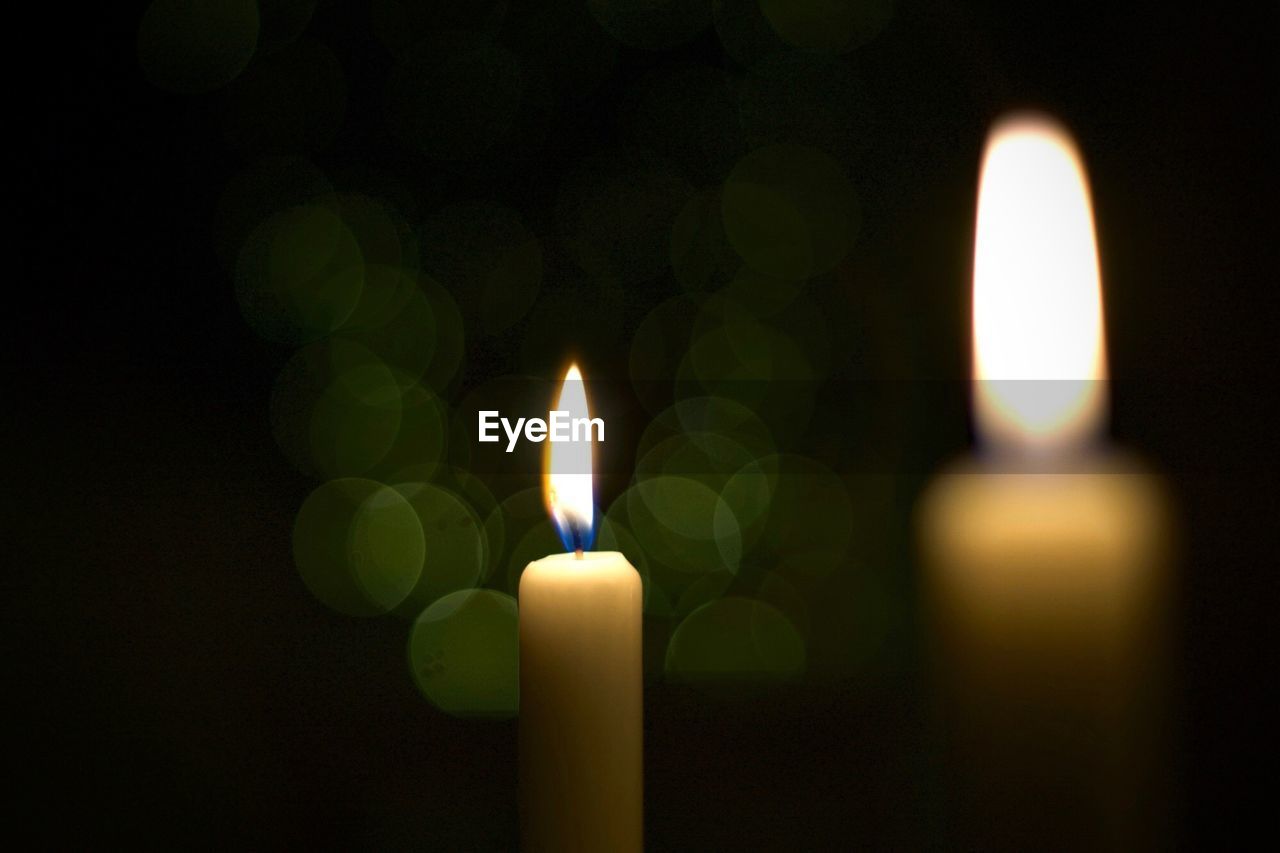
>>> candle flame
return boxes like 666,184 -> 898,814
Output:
544,363 -> 595,552
972,113 -> 1108,453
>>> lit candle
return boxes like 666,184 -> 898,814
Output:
918,114 -> 1172,848
519,364 -> 643,853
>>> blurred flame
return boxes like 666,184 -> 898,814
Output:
973,113 -> 1108,453
544,364 -> 594,551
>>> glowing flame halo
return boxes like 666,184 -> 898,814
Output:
972,113 -> 1108,455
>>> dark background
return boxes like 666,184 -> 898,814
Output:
14,0 -> 1272,847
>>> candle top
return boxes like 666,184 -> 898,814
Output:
522,550 -> 639,588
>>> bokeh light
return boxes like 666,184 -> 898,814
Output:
636,430 -> 758,483
293,477 -> 425,616
235,203 -> 364,345
418,277 -> 466,393
271,339 -> 403,479
483,487 -> 551,594
339,273 -> 439,388
370,381 -> 448,485
641,396 -> 776,459
721,143 -> 859,280
640,476 -> 738,558
754,570 -> 811,639
408,589 -> 519,717
671,189 -> 822,316
747,454 -> 854,583
673,570 -> 736,620
639,431 -> 772,546
634,403 -> 778,575
446,468 -> 502,538
768,293 -> 834,377
609,476 -> 742,582
203,0 -> 906,705
719,265 -> 809,317
214,156 -> 332,270
665,597 -> 806,683
325,193 -> 413,272
137,0 -> 260,94
505,521 -> 570,595
630,294 -> 705,415
677,296 -> 819,442
391,482 -> 488,616
670,190 -> 741,294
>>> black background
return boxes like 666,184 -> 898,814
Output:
15,1 -> 1272,847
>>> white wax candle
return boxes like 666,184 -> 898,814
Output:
519,551 -> 643,852
518,363 -> 643,852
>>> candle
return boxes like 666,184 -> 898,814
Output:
519,364 -> 643,853
918,115 -> 1171,849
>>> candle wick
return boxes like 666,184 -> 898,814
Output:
574,547 -> 584,560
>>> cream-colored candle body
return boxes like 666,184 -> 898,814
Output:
919,456 -> 1170,850
519,551 -> 643,853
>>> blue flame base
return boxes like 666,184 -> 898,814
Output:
557,511 -> 597,553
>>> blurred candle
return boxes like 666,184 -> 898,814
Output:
918,115 -> 1172,849
519,364 -> 643,853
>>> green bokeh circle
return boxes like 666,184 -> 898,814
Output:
615,476 -> 742,577
408,589 -> 519,717
137,0 -> 259,94
721,143 -> 858,280
391,482 -> 487,616
293,478 -> 425,616
665,597 -> 806,683
749,454 -> 854,583
629,294 -> 705,416
271,339 -> 404,479
235,204 -> 365,345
